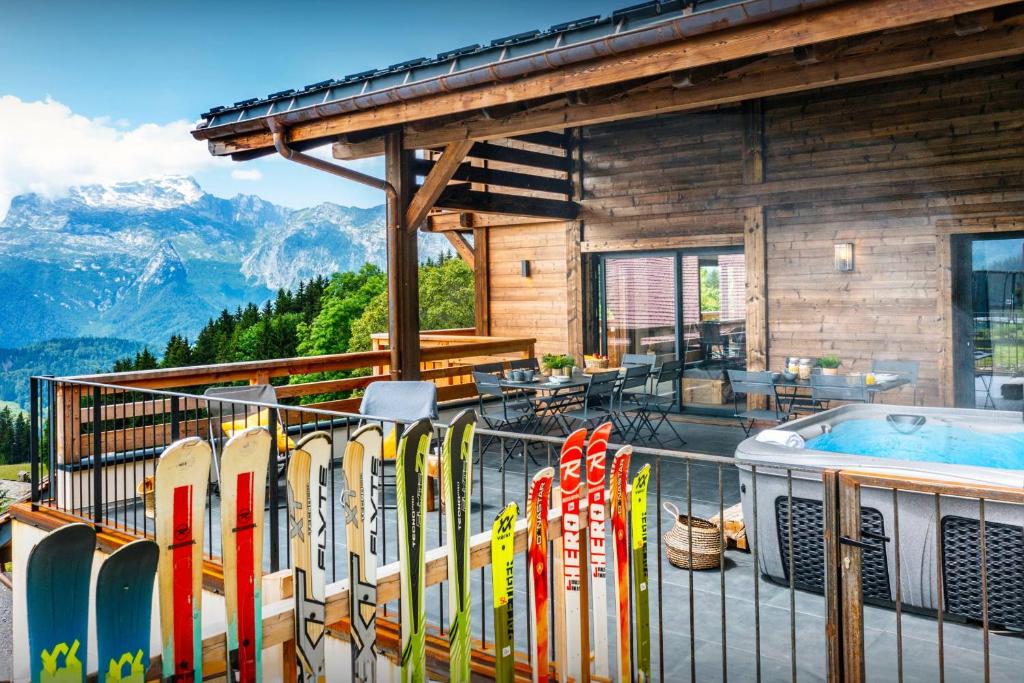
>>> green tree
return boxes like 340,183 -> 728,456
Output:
297,265 -> 386,356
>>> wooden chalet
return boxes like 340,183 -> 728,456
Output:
193,0 -> 1024,415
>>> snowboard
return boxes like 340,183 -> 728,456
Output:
631,464 -> 653,683
341,424 -> 383,683
441,409 -> 476,683
608,446 -> 633,683
558,428 -> 587,683
491,502 -> 519,683
396,418 -> 433,683
585,422 -> 613,680
96,539 -> 159,683
154,437 -> 212,683
220,427 -> 272,683
27,522 -> 96,683
287,432 -> 332,683
526,467 -> 554,683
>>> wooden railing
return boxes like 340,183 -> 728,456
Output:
55,332 -> 535,463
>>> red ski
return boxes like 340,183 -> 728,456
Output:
586,422 -> 613,679
559,428 -> 587,683
609,445 -> 633,683
527,467 -> 555,683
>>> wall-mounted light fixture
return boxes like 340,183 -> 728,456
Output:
521,260 -> 531,277
834,243 -> 854,272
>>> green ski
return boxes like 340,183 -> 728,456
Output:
396,418 -> 432,683
442,409 -> 476,683
491,502 -> 519,683
631,464 -> 652,682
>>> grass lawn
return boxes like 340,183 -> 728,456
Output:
0,462 -> 45,481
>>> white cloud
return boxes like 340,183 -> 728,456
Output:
231,168 -> 263,181
0,95 -> 225,220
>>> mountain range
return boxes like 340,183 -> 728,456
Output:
0,176 -> 448,346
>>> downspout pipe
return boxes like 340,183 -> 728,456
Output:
269,119 -> 412,379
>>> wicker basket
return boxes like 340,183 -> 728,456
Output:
137,476 -> 156,520
662,502 -> 722,570
584,355 -> 609,370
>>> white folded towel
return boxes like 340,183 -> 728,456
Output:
755,429 -> 806,449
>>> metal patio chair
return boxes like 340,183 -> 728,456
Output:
726,369 -> 792,436
810,374 -> 869,411
872,359 -> 920,405
359,381 -> 438,509
615,364 -> 655,439
203,383 -> 288,493
557,370 -> 620,435
473,361 -> 506,375
473,371 -> 538,467
640,359 -> 687,447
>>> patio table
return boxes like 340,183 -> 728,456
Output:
499,375 -> 591,432
772,373 -> 909,413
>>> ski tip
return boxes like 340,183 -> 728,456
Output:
448,407 -> 478,429
350,422 -> 383,440
101,538 -> 159,574
295,430 -> 332,451
566,427 -> 588,445
399,417 -> 434,443
589,421 -> 614,442
30,522 -> 96,559
531,466 -> 555,484
224,424 -> 274,452
156,437 -> 212,475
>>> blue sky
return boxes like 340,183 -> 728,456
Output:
0,0 -> 621,213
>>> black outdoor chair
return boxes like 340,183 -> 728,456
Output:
509,357 -> 540,372
615,364 -> 655,439
557,370 -> 620,434
621,353 -> 657,367
726,369 -> 792,436
872,359 -> 919,405
473,371 -> 538,467
640,359 -> 687,447
810,374 -> 869,411
474,361 -> 506,375
359,381 -> 438,509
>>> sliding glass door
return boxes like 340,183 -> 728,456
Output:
597,248 -> 747,415
953,232 -> 1024,410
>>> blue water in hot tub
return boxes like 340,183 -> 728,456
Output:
806,418 -> 1024,470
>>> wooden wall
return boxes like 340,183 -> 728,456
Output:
486,221 -> 571,357
557,57 -> 1024,406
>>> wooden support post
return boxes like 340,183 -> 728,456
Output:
742,99 -> 768,410
473,228 -> 490,336
838,474 -> 866,683
566,129 -> 585,364
385,129 -> 421,380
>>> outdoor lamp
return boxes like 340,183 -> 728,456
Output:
521,260 -> 531,277
834,243 -> 854,272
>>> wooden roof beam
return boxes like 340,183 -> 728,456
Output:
954,8 -> 994,35
211,0 -> 1018,158
434,185 -> 579,220
412,158 -> 571,195
425,211 -> 561,231
441,230 -> 475,269
331,10 -> 1024,156
405,139 -> 473,230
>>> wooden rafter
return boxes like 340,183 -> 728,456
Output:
203,0 -> 1018,157
442,230 -> 475,269
425,211 -> 561,232
404,139 -> 474,231
434,185 -> 579,220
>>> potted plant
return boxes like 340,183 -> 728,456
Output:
543,353 -> 576,377
818,355 -> 841,376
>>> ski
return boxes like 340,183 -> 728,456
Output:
558,428 -> 587,683
585,422 -> 613,680
155,437 -> 212,683
608,446 -> 633,683
97,539 -> 159,683
287,432 -> 332,683
396,418 -> 432,683
491,502 -> 519,683
526,467 -> 555,683
442,409 -> 476,683
631,464 -> 653,683
27,523 -> 96,683
220,427 -> 272,683
341,424 -> 383,683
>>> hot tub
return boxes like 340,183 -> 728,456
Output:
736,404 -> 1024,629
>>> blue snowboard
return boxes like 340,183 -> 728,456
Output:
27,523 -> 96,683
96,539 -> 159,683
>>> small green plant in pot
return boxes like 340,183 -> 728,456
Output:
818,355 -> 841,376
542,353 -> 576,377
